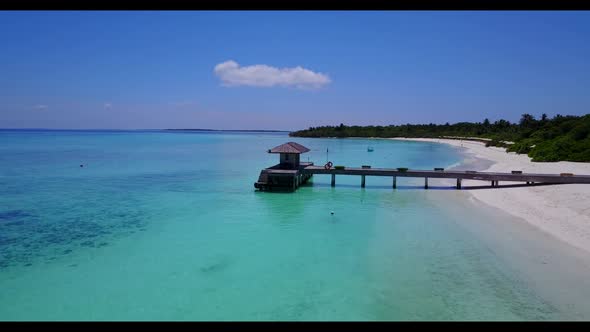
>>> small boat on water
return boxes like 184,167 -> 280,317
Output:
367,146 -> 374,152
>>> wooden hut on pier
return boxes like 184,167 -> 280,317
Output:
254,142 -> 314,191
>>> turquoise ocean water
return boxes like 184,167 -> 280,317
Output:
1,130 -> 590,320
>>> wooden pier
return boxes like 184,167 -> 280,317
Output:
254,162 -> 314,192
300,166 -> 590,189
254,142 -> 590,192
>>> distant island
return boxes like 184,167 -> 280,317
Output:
290,114 -> 590,162
166,129 -> 289,133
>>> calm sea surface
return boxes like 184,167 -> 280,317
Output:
1,130 -> 590,320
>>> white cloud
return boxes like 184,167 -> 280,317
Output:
213,60 -> 331,89
104,103 -> 112,109
33,104 -> 48,110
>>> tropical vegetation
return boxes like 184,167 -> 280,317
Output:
289,114 -> 590,162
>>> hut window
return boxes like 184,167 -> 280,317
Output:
285,154 -> 290,161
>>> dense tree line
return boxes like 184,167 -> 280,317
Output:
289,114 -> 590,162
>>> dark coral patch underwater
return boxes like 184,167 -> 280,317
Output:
0,204 -> 148,270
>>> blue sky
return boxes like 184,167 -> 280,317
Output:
1,11 -> 589,130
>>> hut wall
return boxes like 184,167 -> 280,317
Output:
280,153 -> 300,169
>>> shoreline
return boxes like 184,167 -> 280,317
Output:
390,137 -> 590,255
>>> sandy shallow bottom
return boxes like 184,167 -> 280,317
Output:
391,138 -> 590,255
385,137 -> 590,319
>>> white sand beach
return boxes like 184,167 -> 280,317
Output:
391,138 -> 590,254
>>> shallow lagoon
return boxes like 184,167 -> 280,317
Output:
1,130 -> 589,320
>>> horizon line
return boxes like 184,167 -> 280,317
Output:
0,128 -> 292,132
